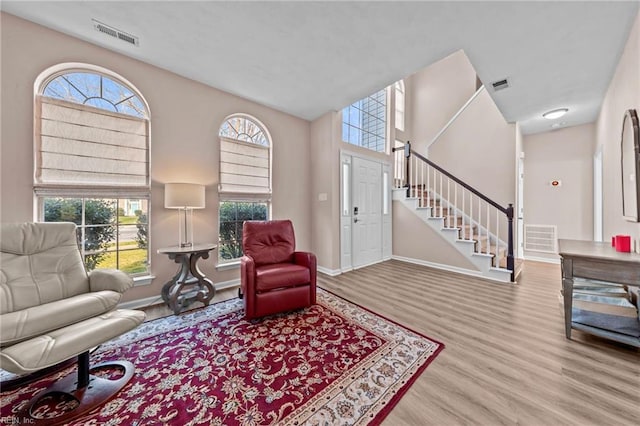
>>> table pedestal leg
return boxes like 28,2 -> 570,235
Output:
161,250 -> 215,315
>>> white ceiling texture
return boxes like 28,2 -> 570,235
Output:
2,1 -> 639,135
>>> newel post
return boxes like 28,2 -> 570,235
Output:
506,203 -> 515,282
404,141 -> 411,198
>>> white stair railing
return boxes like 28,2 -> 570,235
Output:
392,141 -> 514,277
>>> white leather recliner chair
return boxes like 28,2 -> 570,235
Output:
0,222 -> 146,424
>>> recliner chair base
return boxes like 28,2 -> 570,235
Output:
18,353 -> 134,425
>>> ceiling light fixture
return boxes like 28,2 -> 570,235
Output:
543,108 -> 568,120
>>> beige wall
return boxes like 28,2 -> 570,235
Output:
310,112 -> 340,271
596,10 -> 640,245
392,201 -> 478,270
523,124 -> 596,260
408,50 -> 477,154
429,88 -> 517,209
0,13 -> 312,302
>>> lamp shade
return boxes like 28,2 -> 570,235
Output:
164,183 -> 205,209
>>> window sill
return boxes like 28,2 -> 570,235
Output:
216,261 -> 240,271
133,275 -> 155,287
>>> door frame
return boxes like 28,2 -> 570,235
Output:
593,145 -> 603,242
517,153 -> 525,259
340,150 -> 392,272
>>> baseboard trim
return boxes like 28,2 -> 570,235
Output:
118,295 -> 163,310
318,266 -> 342,276
524,255 -> 560,265
391,255 -> 510,284
118,279 -> 241,310
216,278 -> 240,290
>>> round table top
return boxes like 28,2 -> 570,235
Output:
157,243 -> 217,255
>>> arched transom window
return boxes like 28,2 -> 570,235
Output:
43,72 -> 147,118
219,115 -> 269,146
35,66 -> 150,277
217,114 -> 271,263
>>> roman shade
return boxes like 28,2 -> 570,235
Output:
34,96 -> 150,195
219,137 -> 270,195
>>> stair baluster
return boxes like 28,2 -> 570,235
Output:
392,140 -> 516,282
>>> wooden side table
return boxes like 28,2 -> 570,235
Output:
559,239 -> 640,348
158,243 -> 217,315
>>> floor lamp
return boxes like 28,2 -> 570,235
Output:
164,183 -> 205,248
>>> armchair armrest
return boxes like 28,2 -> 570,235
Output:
241,255 -> 257,314
294,251 -> 317,304
89,269 -> 134,294
293,251 -> 316,270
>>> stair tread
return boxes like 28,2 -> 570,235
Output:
400,191 -> 514,281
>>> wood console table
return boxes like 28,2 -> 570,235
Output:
158,243 -> 217,315
559,239 -> 640,347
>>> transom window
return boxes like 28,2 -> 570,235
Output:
342,89 -> 387,153
218,114 -> 271,263
35,66 -> 150,276
219,115 -> 269,146
43,72 -> 147,118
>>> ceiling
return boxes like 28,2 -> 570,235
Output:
2,1 -> 638,135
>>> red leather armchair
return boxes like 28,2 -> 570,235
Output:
240,220 -> 316,320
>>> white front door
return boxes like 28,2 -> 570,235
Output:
352,156 -> 383,268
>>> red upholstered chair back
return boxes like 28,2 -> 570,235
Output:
242,220 -> 296,266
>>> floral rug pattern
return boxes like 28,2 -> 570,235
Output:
1,289 -> 443,425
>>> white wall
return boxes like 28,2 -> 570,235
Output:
0,13 -> 312,302
407,50 -> 477,154
523,124 -> 595,260
429,89 -> 516,209
596,10 -> 640,247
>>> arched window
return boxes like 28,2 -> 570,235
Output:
35,65 -> 150,277
395,80 -> 405,131
218,114 -> 271,263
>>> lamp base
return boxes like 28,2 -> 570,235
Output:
177,208 -> 194,249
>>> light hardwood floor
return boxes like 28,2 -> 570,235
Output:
319,260 -> 639,426
144,260 -> 639,425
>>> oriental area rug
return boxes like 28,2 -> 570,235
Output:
1,289 -> 443,425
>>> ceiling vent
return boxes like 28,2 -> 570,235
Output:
92,19 -> 139,46
491,78 -> 510,92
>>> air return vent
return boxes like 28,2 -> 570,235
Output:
491,78 -> 510,91
524,224 -> 557,253
92,19 -> 139,46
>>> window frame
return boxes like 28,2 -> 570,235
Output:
38,196 -> 150,276
395,80 -> 405,132
341,88 -> 388,153
217,199 -> 270,265
217,114 -> 273,265
34,64 -> 151,278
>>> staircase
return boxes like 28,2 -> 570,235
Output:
393,141 -> 517,283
